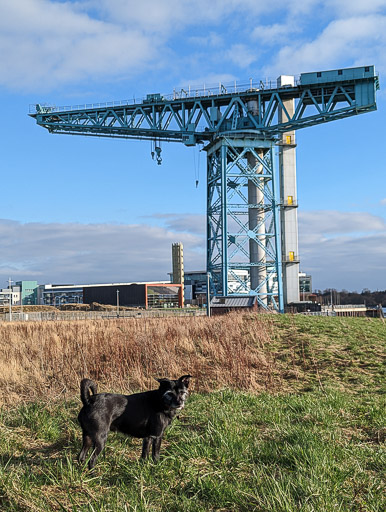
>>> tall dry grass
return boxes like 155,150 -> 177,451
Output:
0,313 -> 276,404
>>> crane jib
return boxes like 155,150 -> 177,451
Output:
30,65 -> 378,147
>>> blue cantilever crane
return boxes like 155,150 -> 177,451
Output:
30,65 -> 378,312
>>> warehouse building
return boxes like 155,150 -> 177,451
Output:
83,283 -> 183,309
38,283 -> 85,306
38,281 -> 182,309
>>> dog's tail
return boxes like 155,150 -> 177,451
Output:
80,378 -> 97,406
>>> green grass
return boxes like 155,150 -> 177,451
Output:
0,389 -> 384,511
266,315 -> 385,393
0,315 -> 385,511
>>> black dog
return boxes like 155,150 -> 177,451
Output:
77,375 -> 191,469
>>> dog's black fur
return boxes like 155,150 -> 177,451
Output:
77,375 -> 191,469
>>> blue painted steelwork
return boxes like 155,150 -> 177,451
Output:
29,65 -> 378,311
206,136 -> 283,311
30,65 -> 378,146
300,65 -> 376,85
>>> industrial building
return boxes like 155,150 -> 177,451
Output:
4,269 -> 311,310
36,281 -> 182,309
6,243 -> 310,311
38,273 -> 251,308
83,282 -> 183,309
183,269 -> 250,305
38,283 -> 84,306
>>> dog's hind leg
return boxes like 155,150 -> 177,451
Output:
141,437 -> 152,459
78,433 -> 93,464
88,431 -> 108,469
152,436 -> 162,462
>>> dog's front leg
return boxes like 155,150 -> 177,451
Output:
88,431 -> 108,470
141,437 -> 152,459
152,436 -> 162,462
78,433 -> 93,464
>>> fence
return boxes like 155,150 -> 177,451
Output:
301,311 -> 336,317
0,308 -> 206,322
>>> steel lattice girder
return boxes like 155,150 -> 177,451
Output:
30,66 -> 378,145
206,136 -> 283,312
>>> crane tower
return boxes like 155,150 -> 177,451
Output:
30,65 -> 378,312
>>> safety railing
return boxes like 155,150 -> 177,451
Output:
29,75 -> 301,114
330,304 -> 367,309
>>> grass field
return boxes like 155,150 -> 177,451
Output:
0,314 -> 384,511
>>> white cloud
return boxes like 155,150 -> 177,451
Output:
0,0 -> 301,92
300,210 -> 386,237
285,0 -> 386,16
264,14 -> 386,76
299,210 -> 386,290
252,23 -> 302,45
0,218 -> 205,285
188,33 -> 224,47
148,214 -> 206,235
301,232 -> 386,291
1,1 -> 385,91
324,0 -> 386,15
87,0 -> 282,30
225,44 -> 258,69
1,209 -> 385,291
177,73 -> 237,90
0,0 -> 159,90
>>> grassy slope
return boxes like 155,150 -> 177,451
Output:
267,315 -> 385,393
0,315 -> 385,511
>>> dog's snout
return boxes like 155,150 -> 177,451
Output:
161,389 -> 188,410
175,390 -> 188,408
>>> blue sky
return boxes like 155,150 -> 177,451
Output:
0,0 -> 385,292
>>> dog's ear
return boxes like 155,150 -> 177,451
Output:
155,378 -> 172,389
178,375 -> 192,388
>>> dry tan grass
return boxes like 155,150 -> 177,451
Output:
0,313 -> 278,404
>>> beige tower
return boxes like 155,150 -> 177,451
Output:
278,75 -> 300,305
172,242 -> 184,307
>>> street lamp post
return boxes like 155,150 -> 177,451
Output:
8,277 -> 13,322
206,273 -> 211,317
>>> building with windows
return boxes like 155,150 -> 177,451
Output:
38,281 -> 183,309
38,283 -> 84,306
83,282 -> 183,309
18,269 -> 313,310
0,286 -> 20,306
299,272 -> 312,299
182,270 -> 312,306
0,281 -> 38,306
16,281 -> 38,305
180,270 -> 252,305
